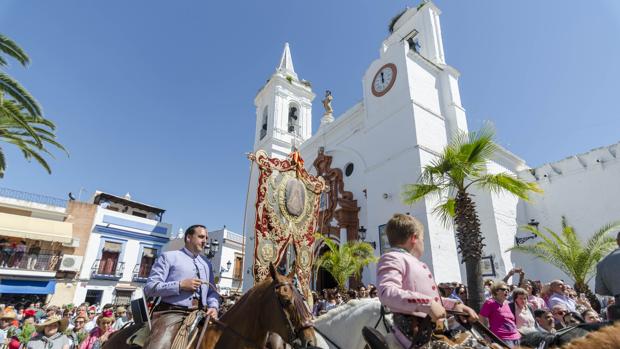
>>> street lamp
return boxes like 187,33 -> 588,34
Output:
204,239 -> 219,259
221,260 -> 232,273
358,226 -> 376,249
515,219 -> 539,246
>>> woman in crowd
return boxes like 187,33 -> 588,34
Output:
523,279 -> 546,310
479,281 -> 521,348
510,288 -> 536,334
581,309 -> 601,324
66,312 -> 88,349
27,316 -> 70,349
79,310 -> 115,349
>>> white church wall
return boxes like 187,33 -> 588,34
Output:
514,143 -> 620,287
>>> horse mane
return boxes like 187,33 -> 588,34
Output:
315,298 -> 379,323
558,321 -> 620,349
221,278 -> 272,320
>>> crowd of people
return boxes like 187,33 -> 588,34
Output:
0,303 -> 131,349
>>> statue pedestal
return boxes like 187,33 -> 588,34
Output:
320,113 -> 334,127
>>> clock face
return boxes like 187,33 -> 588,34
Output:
371,63 -> 397,97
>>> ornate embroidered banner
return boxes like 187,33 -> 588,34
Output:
249,149 -> 327,301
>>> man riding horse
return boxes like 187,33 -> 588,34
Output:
376,214 -> 479,348
144,225 -> 220,349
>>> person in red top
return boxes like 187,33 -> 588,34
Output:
479,281 -> 520,348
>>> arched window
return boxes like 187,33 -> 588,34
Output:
288,103 -> 300,134
260,106 -> 268,140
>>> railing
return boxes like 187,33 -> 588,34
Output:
132,264 -> 150,282
91,259 -> 124,279
0,249 -> 62,272
0,187 -> 68,208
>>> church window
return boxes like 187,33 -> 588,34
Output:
288,103 -> 299,134
345,163 -> 354,177
260,106 -> 268,140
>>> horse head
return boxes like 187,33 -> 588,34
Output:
267,263 -> 317,348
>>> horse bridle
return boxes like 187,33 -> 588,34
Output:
273,281 -> 315,347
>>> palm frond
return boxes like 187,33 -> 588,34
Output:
473,173 -> 542,200
402,183 -> 442,205
0,72 -> 42,117
0,34 -> 30,66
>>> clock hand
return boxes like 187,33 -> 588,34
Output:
380,72 -> 385,83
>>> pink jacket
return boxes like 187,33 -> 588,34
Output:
377,250 -> 458,318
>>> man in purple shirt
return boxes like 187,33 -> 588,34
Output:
144,225 -> 219,349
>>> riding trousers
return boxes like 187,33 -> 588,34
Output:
143,310 -> 189,349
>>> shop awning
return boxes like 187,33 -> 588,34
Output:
0,212 -> 72,244
0,279 -> 56,294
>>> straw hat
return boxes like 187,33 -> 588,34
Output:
0,310 -> 17,320
35,315 -> 68,332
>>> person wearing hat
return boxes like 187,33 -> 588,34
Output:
79,310 -> 115,349
26,315 -> 70,349
0,309 -> 19,345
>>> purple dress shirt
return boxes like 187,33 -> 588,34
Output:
145,247 -> 219,309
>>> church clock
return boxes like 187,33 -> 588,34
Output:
371,63 -> 397,97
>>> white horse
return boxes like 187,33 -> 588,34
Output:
313,298 -> 398,349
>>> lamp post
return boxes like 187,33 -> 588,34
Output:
515,219 -> 539,246
358,226 -> 376,249
204,239 -> 219,259
221,260 -> 232,274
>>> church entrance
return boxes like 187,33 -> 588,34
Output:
314,245 -> 337,292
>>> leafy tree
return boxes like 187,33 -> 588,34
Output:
402,126 -> 541,311
314,233 -> 378,291
0,34 -> 66,177
508,217 -> 620,311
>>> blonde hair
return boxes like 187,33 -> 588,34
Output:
385,214 -> 424,246
491,281 -> 508,296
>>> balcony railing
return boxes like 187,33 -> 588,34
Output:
132,264 -> 150,282
0,249 -> 62,272
91,259 -> 124,280
0,187 -> 67,208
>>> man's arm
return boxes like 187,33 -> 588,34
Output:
144,253 -> 180,298
595,264 -> 610,296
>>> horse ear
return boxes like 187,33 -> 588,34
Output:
286,261 -> 296,279
269,262 -> 278,280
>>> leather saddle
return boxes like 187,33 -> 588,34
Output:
393,313 -> 435,348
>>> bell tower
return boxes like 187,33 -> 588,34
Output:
253,43 -> 315,159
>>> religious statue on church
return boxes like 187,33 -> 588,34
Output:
322,90 -> 333,115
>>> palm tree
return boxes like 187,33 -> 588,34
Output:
314,234 -> 378,291
402,126 -> 542,311
0,34 -> 66,176
508,217 -> 620,311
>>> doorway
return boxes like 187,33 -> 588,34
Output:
85,289 -> 103,306
314,245 -> 338,292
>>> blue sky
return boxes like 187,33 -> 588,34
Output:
1,1 -> 619,234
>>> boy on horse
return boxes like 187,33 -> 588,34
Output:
376,213 -> 478,348
144,225 -> 220,349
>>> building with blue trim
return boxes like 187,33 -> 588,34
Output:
73,192 -> 172,306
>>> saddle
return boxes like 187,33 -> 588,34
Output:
126,310 -> 208,349
392,313 -> 435,348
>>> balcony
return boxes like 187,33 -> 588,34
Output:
91,259 -> 124,280
132,264 -> 150,283
0,187 -> 67,208
0,249 -> 62,278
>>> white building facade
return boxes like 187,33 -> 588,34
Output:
73,192 -> 172,306
242,1 -> 620,291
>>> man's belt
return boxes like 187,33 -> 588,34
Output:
154,302 -> 197,312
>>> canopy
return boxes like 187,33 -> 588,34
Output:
0,279 -> 56,294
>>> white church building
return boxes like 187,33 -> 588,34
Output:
242,2 -> 620,291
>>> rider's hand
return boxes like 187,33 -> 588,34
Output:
205,307 -> 218,319
180,278 -> 202,292
454,303 -> 479,322
429,301 -> 447,322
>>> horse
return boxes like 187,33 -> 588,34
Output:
312,298 -> 393,349
103,263 -> 317,349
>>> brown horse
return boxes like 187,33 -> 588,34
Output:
201,263 -> 317,349
104,263 -> 316,349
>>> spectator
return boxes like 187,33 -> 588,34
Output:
27,316 -> 70,349
12,241 -> 26,268
510,288 -> 536,334
450,286 -> 467,304
0,309 -> 19,345
66,312 -> 88,349
547,280 -> 576,313
503,268 -> 525,288
523,280 -> 546,310
551,304 -> 568,330
581,309 -> 601,324
1,241 -> 14,268
346,290 -> 357,301
533,309 -> 556,334
23,309 -> 37,326
369,288 -> 378,298
479,281 -> 521,348
83,307 -> 98,333
483,279 -> 494,299
80,310 -> 115,349
112,307 -> 128,330
27,241 -> 41,270
358,286 -> 369,299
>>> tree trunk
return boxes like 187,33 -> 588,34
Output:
454,191 -> 486,312
574,281 -> 601,313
